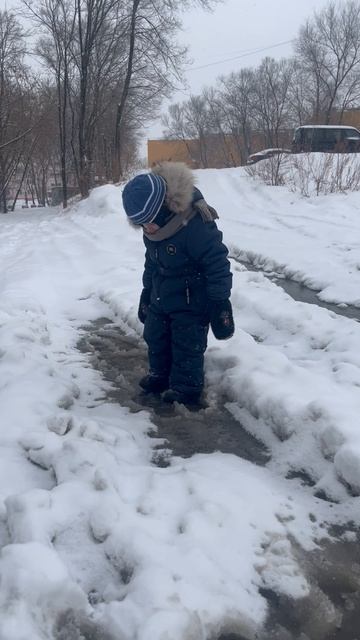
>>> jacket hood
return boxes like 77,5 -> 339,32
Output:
152,162 -> 195,215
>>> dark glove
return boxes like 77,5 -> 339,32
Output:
210,299 -> 235,340
138,288 -> 151,324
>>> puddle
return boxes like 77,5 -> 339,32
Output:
259,532 -> 360,640
77,318 -> 269,467
233,259 -> 360,322
218,532 -> 360,640
276,278 -> 360,322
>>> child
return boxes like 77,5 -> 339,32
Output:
122,161 -> 234,405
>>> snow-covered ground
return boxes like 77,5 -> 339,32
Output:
1,166 -> 360,639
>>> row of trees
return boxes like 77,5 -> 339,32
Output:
163,0 -> 360,167
2,0 -> 360,210
0,0 -> 217,212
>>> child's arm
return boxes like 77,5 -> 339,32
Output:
138,248 -> 156,323
186,217 -> 232,301
187,217 -> 234,339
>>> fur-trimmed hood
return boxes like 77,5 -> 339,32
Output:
139,161 -> 218,242
152,162 -> 195,215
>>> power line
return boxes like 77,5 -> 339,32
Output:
186,39 -> 294,72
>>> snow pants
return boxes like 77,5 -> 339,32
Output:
143,307 -> 209,395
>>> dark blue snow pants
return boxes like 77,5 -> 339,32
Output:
143,307 -> 209,395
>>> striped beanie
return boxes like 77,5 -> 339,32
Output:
122,173 -> 166,225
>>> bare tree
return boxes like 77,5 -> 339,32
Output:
161,2 -> 360,165
162,103 -> 187,141
287,59 -> 319,126
24,0 -> 220,202
0,10 -> 33,213
162,94 -> 213,167
185,95 -> 211,167
203,87 -> 236,167
27,0 -> 77,207
295,0 -> 360,123
218,68 -> 256,162
113,0 -> 218,171
163,58 -> 294,166
23,84 -> 59,207
72,0 -> 131,194
112,0 -> 188,178
251,57 -> 293,148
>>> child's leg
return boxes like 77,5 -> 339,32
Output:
170,314 -> 209,396
143,307 -> 172,379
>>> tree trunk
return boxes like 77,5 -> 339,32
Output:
77,0 -> 90,198
0,158 -> 7,213
113,0 -> 140,180
11,151 -> 32,211
58,75 -> 68,208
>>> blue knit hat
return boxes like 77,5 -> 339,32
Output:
122,173 -> 166,225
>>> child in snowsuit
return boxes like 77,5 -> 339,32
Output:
122,161 -> 234,404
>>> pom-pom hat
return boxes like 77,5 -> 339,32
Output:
122,173 -> 166,225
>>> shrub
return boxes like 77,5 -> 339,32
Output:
246,152 -> 360,196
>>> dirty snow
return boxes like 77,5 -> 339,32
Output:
1,166 -> 360,639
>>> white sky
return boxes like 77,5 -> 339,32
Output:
144,0 -> 328,141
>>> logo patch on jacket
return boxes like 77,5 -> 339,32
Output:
166,244 -> 176,255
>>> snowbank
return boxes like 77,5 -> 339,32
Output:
1,172 -> 360,638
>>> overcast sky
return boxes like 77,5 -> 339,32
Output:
144,0 -> 328,143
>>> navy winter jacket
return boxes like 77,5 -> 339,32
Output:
142,189 -> 232,317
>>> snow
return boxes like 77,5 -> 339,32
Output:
1,168 -> 360,638
204,165 -> 360,304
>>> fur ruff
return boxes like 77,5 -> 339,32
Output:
152,162 -> 195,215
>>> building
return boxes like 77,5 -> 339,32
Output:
147,109 -> 360,169
147,131 -> 292,169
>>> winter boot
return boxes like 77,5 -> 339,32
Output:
139,373 -> 169,394
162,389 -> 201,405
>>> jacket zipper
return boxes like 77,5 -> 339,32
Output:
154,248 -> 160,301
185,279 -> 190,305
